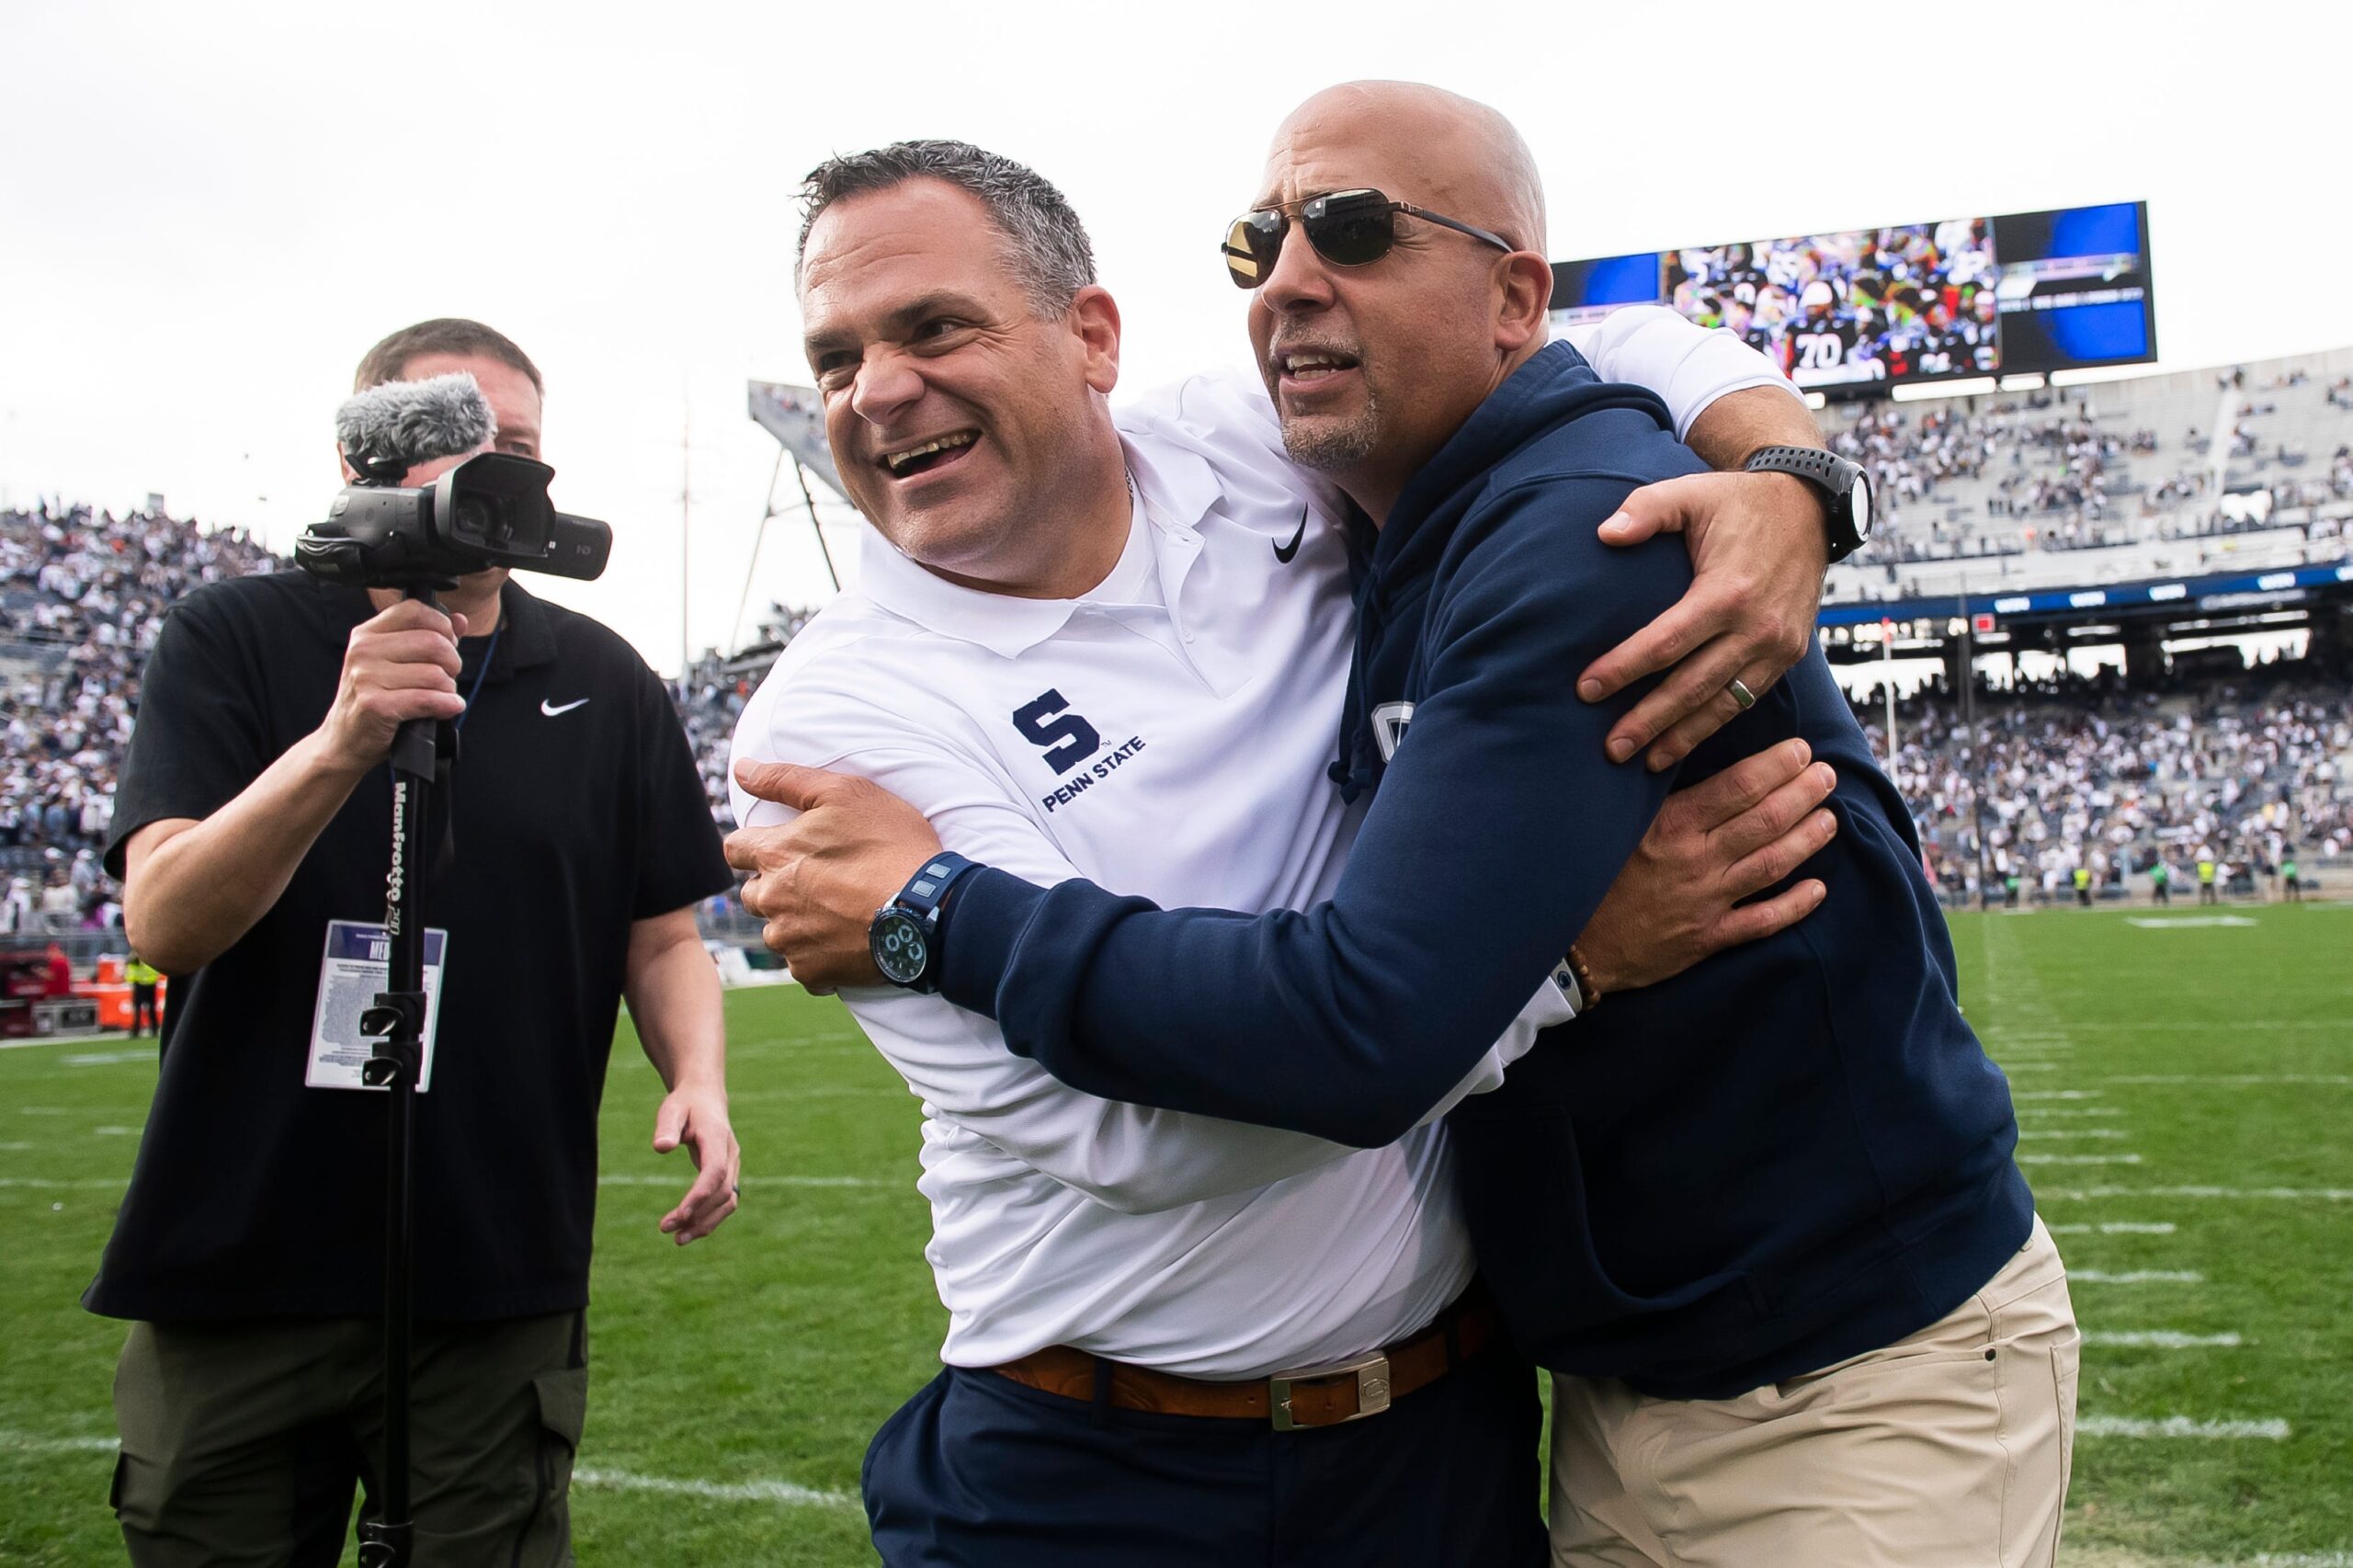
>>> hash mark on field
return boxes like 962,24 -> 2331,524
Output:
2018,1153 -> 2142,1165
2046,1221 -> 2176,1234
2071,1268 -> 2204,1283
2016,1107 -> 2123,1119
2014,1091 -> 2103,1101
0,1142 -> 29,1151
92,1126 -> 139,1137
2077,1415 -> 2290,1439
17,1107 -> 67,1115
2018,1129 -> 2129,1140
2082,1330 -> 2243,1348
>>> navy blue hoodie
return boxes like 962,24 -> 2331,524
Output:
938,341 -> 2032,1398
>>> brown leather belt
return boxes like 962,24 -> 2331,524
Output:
987,1287 -> 1501,1430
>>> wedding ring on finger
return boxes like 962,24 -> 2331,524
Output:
1727,677 -> 1757,712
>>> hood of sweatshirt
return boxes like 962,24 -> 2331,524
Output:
1329,340 -> 1677,800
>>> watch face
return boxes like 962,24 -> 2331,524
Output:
1848,467 -> 1872,541
871,909 -> 928,986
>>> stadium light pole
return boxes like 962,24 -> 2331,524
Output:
1961,590 -> 1990,910
1881,617 -> 1900,768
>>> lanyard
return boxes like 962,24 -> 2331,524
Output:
380,625 -> 501,791
454,626 -> 502,735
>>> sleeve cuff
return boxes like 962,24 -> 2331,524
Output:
935,865 -> 1050,1017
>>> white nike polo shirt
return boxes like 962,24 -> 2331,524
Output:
731,312 -> 1798,1378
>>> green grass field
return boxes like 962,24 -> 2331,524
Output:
2,903 -> 2347,1564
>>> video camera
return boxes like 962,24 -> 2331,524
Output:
298,452 -> 611,587
296,371 -> 611,589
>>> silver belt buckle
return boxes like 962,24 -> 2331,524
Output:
1267,1352 -> 1392,1431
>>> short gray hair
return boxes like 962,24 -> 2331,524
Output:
795,140 -> 1096,316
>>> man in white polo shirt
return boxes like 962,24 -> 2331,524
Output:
728,140 -> 1841,1565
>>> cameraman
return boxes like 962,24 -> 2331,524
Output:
90,319 -> 736,1565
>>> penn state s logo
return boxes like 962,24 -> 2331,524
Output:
1371,701 -> 1414,762
1013,689 -> 1102,776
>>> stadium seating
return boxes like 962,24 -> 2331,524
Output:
1821,345 -> 2353,608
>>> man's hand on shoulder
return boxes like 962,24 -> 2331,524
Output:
1578,381 -> 1835,772
1571,739 -> 1838,998
1578,471 -> 1829,771
726,761 -> 943,993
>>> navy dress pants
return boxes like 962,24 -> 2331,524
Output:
862,1344 -> 1545,1567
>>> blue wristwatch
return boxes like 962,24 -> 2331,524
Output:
869,852 -> 979,993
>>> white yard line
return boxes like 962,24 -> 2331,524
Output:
2017,1107 -> 2124,1118
597,1174 -> 892,1190
2047,1221 -> 2176,1234
2015,1090 -> 2104,1101
0,1032 -> 122,1052
0,1430 -> 120,1453
2041,1184 -> 2353,1202
0,1430 -> 858,1511
572,1466 -> 857,1510
2018,1153 -> 2143,1165
2077,1415 -> 2290,1439
2018,1129 -> 2129,1140
2096,1074 -> 2352,1087
2071,1269 -> 2204,1284
2082,1331 -> 2243,1348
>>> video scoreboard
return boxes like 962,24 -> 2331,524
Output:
1552,202 -> 2155,399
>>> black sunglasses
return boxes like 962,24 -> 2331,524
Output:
1222,188 -> 1515,290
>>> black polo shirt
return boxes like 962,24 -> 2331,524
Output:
88,572 -> 732,1322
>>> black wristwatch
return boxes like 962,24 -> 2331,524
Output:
1744,445 -> 1873,562
869,852 -> 980,993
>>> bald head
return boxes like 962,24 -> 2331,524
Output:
1243,81 -> 1558,522
1261,81 -> 1546,257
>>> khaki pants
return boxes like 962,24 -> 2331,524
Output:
1551,1217 -> 2078,1568
110,1312 -> 586,1568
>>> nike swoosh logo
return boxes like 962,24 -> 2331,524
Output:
1273,506 -> 1308,563
540,698 -> 590,717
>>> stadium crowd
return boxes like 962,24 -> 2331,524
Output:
0,504 -> 280,933
1861,664 -> 2353,905
6,493 -> 2343,941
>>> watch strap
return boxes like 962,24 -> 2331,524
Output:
874,851 -> 978,992
893,852 -> 978,925
1745,445 -> 1866,562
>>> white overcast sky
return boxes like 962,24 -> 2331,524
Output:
1,1 -> 2337,674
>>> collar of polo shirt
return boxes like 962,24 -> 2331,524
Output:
858,435 -> 1224,660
